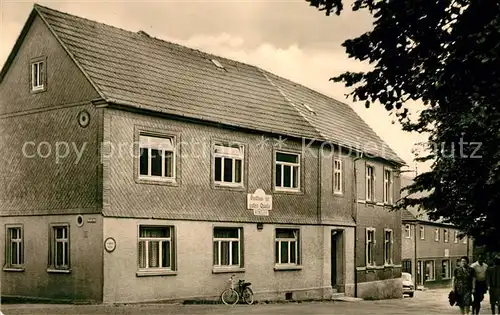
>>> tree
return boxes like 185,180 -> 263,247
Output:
306,0 -> 500,249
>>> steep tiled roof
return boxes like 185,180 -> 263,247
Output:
30,4 -> 404,164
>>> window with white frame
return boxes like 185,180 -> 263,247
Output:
213,144 -> 244,186
5,225 -> 23,269
384,229 -> 394,265
275,152 -> 300,191
444,229 -> 449,243
420,226 -> 425,240
49,225 -> 69,270
404,224 -> 411,238
366,228 -> 375,266
442,259 -> 451,279
434,228 -> 440,241
31,60 -> 45,91
454,230 -> 459,243
333,158 -> 343,194
138,226 -> 174,271
366,165 -> 375,201
139,135 -> 175,181
425,260 -> 435,280
213,227 -> 242,267
275,228 -> 300,265
383,169 -> 393,204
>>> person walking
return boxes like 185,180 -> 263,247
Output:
471,255 -> 489,314
486,255 -> 500,315
453,256 -> 476,315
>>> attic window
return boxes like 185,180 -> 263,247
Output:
303,103 -> 315,114
210,59 -> 225,69
30,56 -> 47,93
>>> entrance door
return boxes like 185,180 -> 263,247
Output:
331,230 -> 344,292
417,260 -> 424,285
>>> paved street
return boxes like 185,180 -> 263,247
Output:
0,289 -> 493,315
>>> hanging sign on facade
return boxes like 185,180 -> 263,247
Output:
247,188 -> 272,216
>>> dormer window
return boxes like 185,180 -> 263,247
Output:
30,57 -> 46,92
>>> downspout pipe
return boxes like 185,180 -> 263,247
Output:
352,152 -> 364,298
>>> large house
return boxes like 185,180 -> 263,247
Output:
0,4 -> 405,303
401,176 -> 473,289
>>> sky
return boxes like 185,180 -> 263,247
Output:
0,0 -> 431,174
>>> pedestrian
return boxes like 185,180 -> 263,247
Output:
471,255 -> 489,314
486,255 -> 500,315
453,256 -> 476,315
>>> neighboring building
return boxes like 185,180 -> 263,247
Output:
0,4 -> 405,303
401,176 -> 473,289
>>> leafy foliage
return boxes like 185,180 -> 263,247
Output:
307,0 -> 500,249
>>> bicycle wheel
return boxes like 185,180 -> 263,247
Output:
242,287 -> 254,305
221,288 -> 239,305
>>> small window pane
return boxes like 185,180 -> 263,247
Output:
148,241 -> 159,268
214,228 -> 238,238
276,165 -> 282,186
231,242 -> 239,265
223,158 -> 232,182
140,148 -> 148,175
235,159 -> 242,183
165,151 -> 173,177
290,241 -> 297,263
275,241 -> 279,263
56,242 -> 64,265
276,229 -> 295,238
162,241 -> 170,268
277,152 -> 298,163
215,157 -> 222,181
292,166 -> 298,188
213,241 -> 218,265
151,149 -> 162,176
283,165 -> 291,187
138,241 -> 146,268
281,242 -> 289,263
221,241 -> 230,265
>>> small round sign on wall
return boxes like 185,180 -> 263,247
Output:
104,237 -> 116,253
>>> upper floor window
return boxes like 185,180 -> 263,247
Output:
434,228 -> 440,242
366,165 -> 375,201
444,229 -> 449,243
4,225 -> 24,269
383,169 -> 393,204
275,228 -> 300,266
463,235 -> 467,244
420,226 -> 425,239
213,227 -> 242,268
366,228 -> 375,266
404,224 -> 411,238
30,58 -> 46,92
275,152 -> 300,191
213,144 -> 244,187
333,158 -> 343,194
454,230 -> 459,243
138,226 -> 175,272
139,135 -> 175,181
384,229 -> 394,265
48,224 -> 70,271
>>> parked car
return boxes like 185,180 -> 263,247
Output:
402,272 -> 415,297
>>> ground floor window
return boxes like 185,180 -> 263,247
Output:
424,260 -> 435,281
275,228 -> 300,265
5,225 -> 24,269
213,227 -> 242,267
442,259 -> 451,279
49,224 -> 70,270
138,225 -> 175,270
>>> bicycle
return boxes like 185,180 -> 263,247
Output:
220,274 -> 254,305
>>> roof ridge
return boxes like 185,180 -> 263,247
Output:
257,67 -> 323,141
